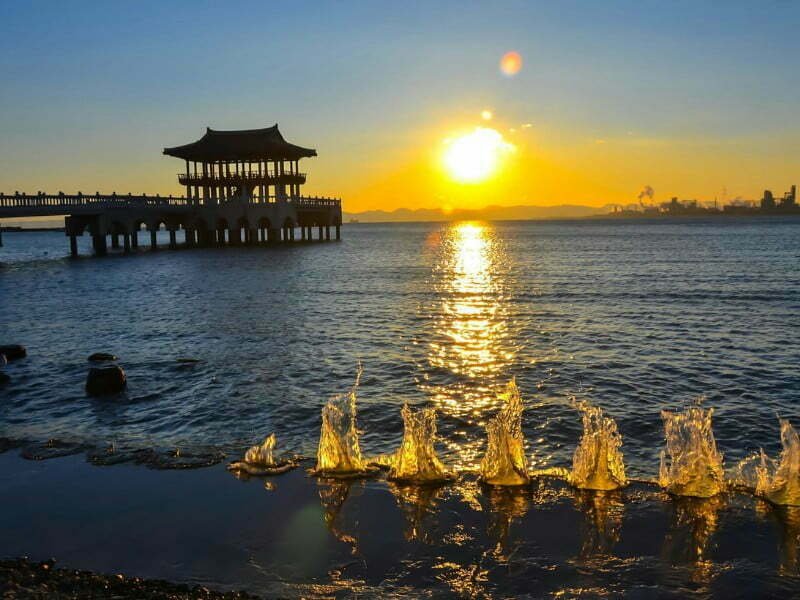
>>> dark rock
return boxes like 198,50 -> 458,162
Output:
88,352 -> 118,362
0,557 -> 262,599
0,372 -> 9,385
0,344 -> 26,361
21,439 -> 92,460
86,365 -> 127,396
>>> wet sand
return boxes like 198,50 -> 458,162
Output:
1,452 -> 800,598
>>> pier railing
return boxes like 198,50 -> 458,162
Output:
0,192 -> 192,210
0,191 -> 340,217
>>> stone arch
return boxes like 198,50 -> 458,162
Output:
192,217 -> 211,246
234,216 -> 250,245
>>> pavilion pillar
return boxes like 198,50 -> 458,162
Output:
111,233 -> 120,249
123,233 -> 131,253
69,235 -> 78,257
169,230 -> 177,249
92,234 -> 107,256
336,225 -> 341,240
150,230 -> 158,250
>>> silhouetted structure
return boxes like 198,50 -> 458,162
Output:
609,185 -> 799,219
0,125 -> 342,256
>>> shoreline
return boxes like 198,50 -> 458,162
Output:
1,452 -> 799,597
0,558 -> 258,599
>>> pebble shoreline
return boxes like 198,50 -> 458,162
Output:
0,558 -> 260,599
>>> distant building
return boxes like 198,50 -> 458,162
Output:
761,186 -> 796,211
779,185 -> 796,208
761,190 -> 776,210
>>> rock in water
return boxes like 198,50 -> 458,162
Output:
86,366 -> 127,396
0,345 -> 26,361
0,354 -> 7,368
88,352 -> 118,362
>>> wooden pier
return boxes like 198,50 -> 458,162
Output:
0,125 -> 342,256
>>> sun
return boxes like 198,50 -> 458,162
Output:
442,127 -> 515,184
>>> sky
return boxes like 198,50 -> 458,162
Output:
1,0 -> 799,213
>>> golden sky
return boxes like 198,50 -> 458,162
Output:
2,3 -> 800,215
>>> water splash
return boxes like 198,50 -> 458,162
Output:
245,433 -> 276,465
227,433 -> 295,476
388,404 -> 452,483
734,419 -> 800,506
570,402 -> 627,491
480,379 -> 529,486
314,364 -> 372,477
658,402 -> 725,498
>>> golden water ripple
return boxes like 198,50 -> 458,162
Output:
417,222 -> 520,470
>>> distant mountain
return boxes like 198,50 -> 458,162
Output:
343,204 -> 612,223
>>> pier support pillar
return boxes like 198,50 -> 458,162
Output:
184,228 -> 193,247
169,230 -> 177,249
318,225 -> 323,241
249,228 -> 257,245
131,230 -> 139,249
290,227 -> 295,242
69,235 -> 78,257
123,233 -> 131,253
111,233 -> 120,249
150,230 -> 158,250
92,235 -> 107,256
0,225 -> 3,247
336,225 -> 341,240
325,226 -> 330,241
267,228 -> 278,244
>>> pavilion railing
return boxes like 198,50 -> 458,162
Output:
178,171 -> 307,185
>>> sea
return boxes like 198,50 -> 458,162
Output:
1,218 -> 799,598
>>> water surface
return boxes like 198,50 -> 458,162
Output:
1,219 -> 798,480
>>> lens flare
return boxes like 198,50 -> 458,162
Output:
481,109 -> 493,121
442,127 -> 516,184
500,51 -> 522,77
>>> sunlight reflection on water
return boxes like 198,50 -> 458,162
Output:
418,222 -> 521,470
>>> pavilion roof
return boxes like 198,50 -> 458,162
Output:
163,125 -> 317,162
